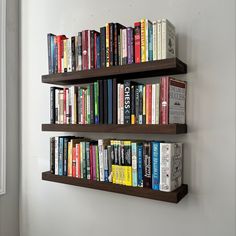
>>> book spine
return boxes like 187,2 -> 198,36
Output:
50,87 -> 55,124
124,81 -> 131,124
72,147 -> 76,177
80,142 -> 83,178
86,86 -> 90,124
122,29 -> 127,65
90,84 -> 94,124
89,145 -> 93,180
127,27 -> 133,64
47,34 -> 52,74
71,36 -> 76,71
98,139 -> 105,181
76,143 -> 80,178
114,23 -> 118,66
120,84 -> 124,124
57,36 -> 62,73
99,80 -> 104,124
100,27 -> 106,68
104,149 -> 109,182
63,39 -> 67,72
157,20 -> 162,60
151,84 -> 156,124
66,88 -> 70,124
50,137 -> 55,174
59,90 -> 64,124
54,36 -> 58,73
124,141 -> 132,186
92,145 -> 97,180
68,141 -> 72,177
95,145 -> 100,181
67,38 -> 72,72
131,142 -> 137,186
138,85 -> 143,124
153,21 -> 157,60
86,142 -> 90,180
112,79 -> 117,124
105,23 -> 110,67
119,29 -> 123,65
141,19 -> 146,62
152,142 -> 160,190
146,84 -> 152,124
90,31 -> 94,69
103,79 -> 108,124
87,30 -> 91,69
148,21 -> 153,61
54,137 -> 59,175
74,36 -> 78,71
137,144 -> 143,187
143,142 -> 152,188
145,20 -> 149,62
82,30 -> 88,70
155,84 -> 160,124
117,84 -> 120,124
109,23 -> 114,66
94,82 -> 99,124
107,79 -> 113,124
135,85 -> 139,124
134,22 -> 141,63
161,19 -> 166,59
96,33 -> 101,69
63,138 -> 69,176
131,85 -> 135,124
142,85 -> 146,124
107,145 -> 112,182
160,77 -> 169,124
50,35 -> 55,73
77,32 -> 82,70
81,142 -> 86,178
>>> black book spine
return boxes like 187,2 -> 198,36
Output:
47,34 -> 52,74
100,27 -> 106,68
135,85 -> 139,124
109,23 -> 114,66
50,87 -> 55,124
71,36 -> 76,71
50,137 -> 55,174
90,84 -> 94,124
90,31 -> 95,69
63,137 -> 69,176
124,81 -> 131,124
103,79 -> 108,124
139,85 -> 143,124
143,142 -> 152,188
99,80 -> 104,124
112,79 -> 117,124
131,85 -> 135,124
114,23 -> 118,66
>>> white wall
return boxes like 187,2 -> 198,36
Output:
0,0 -> 19,235
20,0 -> 236,236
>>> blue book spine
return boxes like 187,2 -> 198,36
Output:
96,35 -> 101,69
132,143 -> 138,187
104,149 -> 109,182
152,141 -> 160,190
63,138 -> 69,176
148,21 -> 153,61
58,137 -> 64,176
107,79 -> 113,124
50,35 -> 55,73
137,144 -> 143,187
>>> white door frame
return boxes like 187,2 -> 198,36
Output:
0,0 -> 6,195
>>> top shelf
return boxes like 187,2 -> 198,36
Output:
42,57 -> 187,85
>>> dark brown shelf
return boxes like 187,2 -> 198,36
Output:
42,57 -> 187,85
42,171 -> 188,203
41,123 -> 187,134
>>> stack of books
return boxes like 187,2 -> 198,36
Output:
50,137 -> 183,192
50,76 -> 186,125
47,19 -> 176,74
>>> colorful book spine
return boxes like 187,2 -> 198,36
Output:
67,140 -> 72,177
109,23 -> 114,66
148,20 -> 153,61
131,142 -> 137,187
127,27 -> 134,64
120,84 -> 124,124
72,146 -> 76,177
100,27 -> 106,68
96,32 -> 101,68
146,84 -> 152,124
160,77 -> 169,124
94,81 -> 99,124
76,143 -> 81,178
124,80 -> 131,124
54,137 -> 59,175
134,22 -> 141,63
104,149 -> 109,182
82,30 -> 88,70
86,142 -> 90,180
137,143 -> 143,187
122,28 -> 127,65
138,85 -> 143,124
98,139 -> 105,181
131,85 -> 135,124
105,23 -> 110,67
141,19 -> 146,62
152,141 -> 160,190
92,145 -> 97,181
143,142 -> 152,188
58,137 -> 64,176
63,137 -> 69,176
78,32 -> 82,70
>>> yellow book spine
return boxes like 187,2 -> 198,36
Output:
106,23 -> 110,67
112,165 -> 116,184
68,141 -> 72,176
141,19 -> 146,62
126,166 -> 132,186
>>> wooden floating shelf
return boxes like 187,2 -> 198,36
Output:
42,57 -> 187,85
42,171 -> 188,203
42,124 -> 187,134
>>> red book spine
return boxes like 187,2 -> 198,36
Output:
63,88 -> 67,124
92,145 -> 96,180
72,147 -> 76,177
89,145 -> 93,180
134,22 -> 141,63
160,77 -> 170,124
146,84 -> 152,124
82,30 -> 88,70
82,89 -> 85,124
76,144 -> 81,178
57,35 -> 67,73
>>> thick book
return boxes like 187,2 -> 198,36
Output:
160,77 -> 186,124
98,139 -> 110,181
152,141 -> 160,190
160,143 -> 183,192
114,23 -> 125,65
161,19 -> 176,59
131,85 -> 135,124
143,142 -> 152,188
47,33 -> 55,74
127,27 -> 134,64
124,81 -> 132,124
63,137 -> 70,176
141,19 -> 146,62
57,35 -> 67,73
50,137 -> 55,174
100,27 -> 106,68
50,87 -> 56,124
107,79 -> 113,124
134,22 -> 141,63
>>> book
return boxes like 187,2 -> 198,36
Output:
147,20 -> 153,61
114,23 -> 125,65
121,28 -> 127,65
112,79 -> 117,124
100,27 -> 106,68
124,141 -> 132,186
131,142 -> 137,187
152,21 -> 157,60
124,81 -> 131,124
77,32 -> 82,70
94,81 -> 99,124
107,79 -> 113,124
161,19 -> 176,59
54,137 -> 59,175
82,30 -> 89,70
50,87 -> 56,124
105,23 -> 110,67
137,143 -> 143,187
141,19 -> 146,62
152,141 -> 160,190
157,20 -> 162,60
103,80 -> 108,124
58,137 -> 64,176
160,143 -> 183,192
143,142 -> 152,188
98,139 -> 109,181
90,84 -> 94,124
109,23 -> 114,66
99,80 -> 104,124
50,137 -> 55,174
71,36 -> 76,71
134,22 -> 141,63
127,27 -> 134,64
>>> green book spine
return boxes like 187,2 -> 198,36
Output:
87,86 -> 90,124
94,82 -> 99,124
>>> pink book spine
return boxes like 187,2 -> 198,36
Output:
160,77 -> 169,124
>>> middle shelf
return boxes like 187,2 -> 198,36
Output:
42,123 -> 187,134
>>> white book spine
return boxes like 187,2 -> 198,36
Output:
66,88 -> 70,124
153,21 -> 157,61
120,84 -> 124,124
54,137 -> 58,175
67,39 -> 72,72
117,84 -> 120,124
88,30 -> 91,69
55,89 -> 59,124
145,19 -> 149,62
155,84 -> 160,124
157,20 -> 162,60
152,84 -> 156,124
59,91 -> 64,124
98,139 -> 104,181
161,19 -> 167,59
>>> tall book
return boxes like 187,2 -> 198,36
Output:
103,79 -> 108,124
54,137 -> 59,175
105,23 -> 110,67
127,27 -> 134,64
77,32 -> 82,70
131,142 -> 137,187
112,79 -> 117,124
47,33 -> 55,74
152,141 -> 160,190
100,27 -> 106,68
157,20 -> 162,60
121,28 -> 127,65
98,80 -> 104,124
134,22 -> 141,63
124,80 -> 131,124
114,23 -> 125,65
82,30 -> 89,70
161,19 -> 176,59
143,142 -> 152,188
107,79 -> 113,124
137,143 -> 143,187
160,143 -> 183,192
152,21 -> 158,61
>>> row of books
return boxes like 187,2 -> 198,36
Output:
50,76 -> 186,125
47,18 -> 176,74
50,137 -> 183,192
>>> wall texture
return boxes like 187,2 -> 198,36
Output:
20,0 -> 236,236
0,0 -> 19,235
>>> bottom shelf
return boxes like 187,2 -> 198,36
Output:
42,171 -> 188,203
